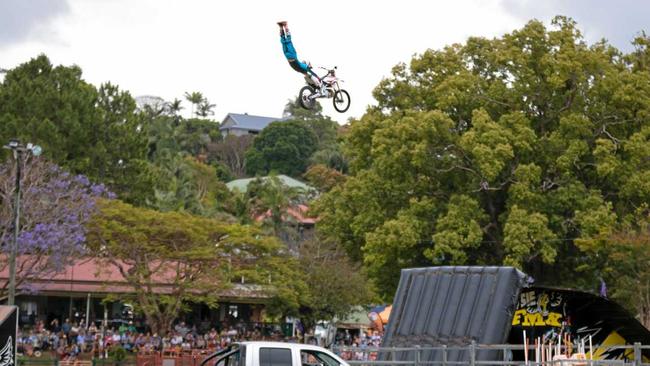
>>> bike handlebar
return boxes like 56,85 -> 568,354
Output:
316,66 -> 337,73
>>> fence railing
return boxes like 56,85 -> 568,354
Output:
17,343 -> 650,366
330,342 -> 650,366
18,360 -> 137,366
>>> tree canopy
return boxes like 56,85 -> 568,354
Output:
245,120 -> 318,177
86,199 -> 306,334
0,157 -> 112,299
315,17 -> 650,298
0,55 -> 154,205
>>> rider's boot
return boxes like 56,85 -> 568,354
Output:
277,21 -> 288,36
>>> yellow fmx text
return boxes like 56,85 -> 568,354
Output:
511,309 -> 562,327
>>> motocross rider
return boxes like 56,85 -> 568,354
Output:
278,21 -> 326,95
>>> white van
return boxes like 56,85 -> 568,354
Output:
202,342 -> 350,366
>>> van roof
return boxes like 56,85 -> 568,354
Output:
236,341 -> 327,351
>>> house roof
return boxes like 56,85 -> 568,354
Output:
253,204 -> 317,226
0,256 -> 268,300
226,175 -> 314,193
220,113 -> 282,132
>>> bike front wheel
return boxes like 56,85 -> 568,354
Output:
299,86 -> 317,110
333,90 -> 350,113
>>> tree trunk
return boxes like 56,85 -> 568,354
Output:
148,313 -> 175,336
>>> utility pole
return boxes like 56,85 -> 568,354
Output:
3,139 -> 42,305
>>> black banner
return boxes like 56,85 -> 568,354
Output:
509,287 -> 650,360
0,306 -> 17,366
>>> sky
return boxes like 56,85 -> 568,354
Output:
0,0 -> 648,124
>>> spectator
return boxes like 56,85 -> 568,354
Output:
76,331 -> 86,352
170,332 -> 183,349
174,322 -> 189,337
61,319 -> 71,338
118,322 -> 128,336
50,319 -> 60,333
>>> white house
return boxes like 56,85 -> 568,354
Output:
219,113 -> 284,136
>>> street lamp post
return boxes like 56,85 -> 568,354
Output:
3,139 -> 42,305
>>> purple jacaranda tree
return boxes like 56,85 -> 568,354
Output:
0,156 -> 114,299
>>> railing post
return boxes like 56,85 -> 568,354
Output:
442,345 -> 448,366
634,343 -> 641,366
470,341 -> 476,366
415,345 -> 420,366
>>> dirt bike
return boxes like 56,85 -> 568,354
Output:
299,66 -> 351,113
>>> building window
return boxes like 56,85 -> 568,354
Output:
19,301 -> 38,316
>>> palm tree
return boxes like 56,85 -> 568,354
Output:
166,98 -> 184,126
166,98 -> 184,115
249,175 -> 304,237
183,91 -> 204,117
196,99 -> 216,118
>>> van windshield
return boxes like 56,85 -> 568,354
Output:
300,350 -> 340,366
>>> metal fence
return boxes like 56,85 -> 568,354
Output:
17,344 -> 650,366
330,343 -> 650,366
17,359 -> 137,366
17,350 -> 216,366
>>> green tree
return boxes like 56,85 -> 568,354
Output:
184,91 -> 204,118
245,120 -> 318,176
165,98 -> 184,126
303,164 -> 346,192
166,98 -> 184,115
247,175 -> 306,237
152,156 -> 232,217
309,147 -> 348,173
576,206 -> 650,327
296,237 -> 375,329
0,55 -> 154,205
284,98 -> 338,148
94,82 -> 156,205
315,17 -> 650,298
283,96 -> 325,121
196,99 -> 216,118
147,113 -> 221,161
145,107 -> 228,216
174,118 -> 221,157
284,96 -> 347,171
87,199 -> 304,335
208,134 -> 255,178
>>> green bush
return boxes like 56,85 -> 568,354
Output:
110,345 -> 127,362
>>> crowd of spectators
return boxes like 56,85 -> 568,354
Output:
17,319 -> 298,361
333,330 -> 384,361
17,317 -> 385,362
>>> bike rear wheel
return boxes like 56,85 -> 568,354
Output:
299,86 -> 317,110
333,90 -> 350,113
